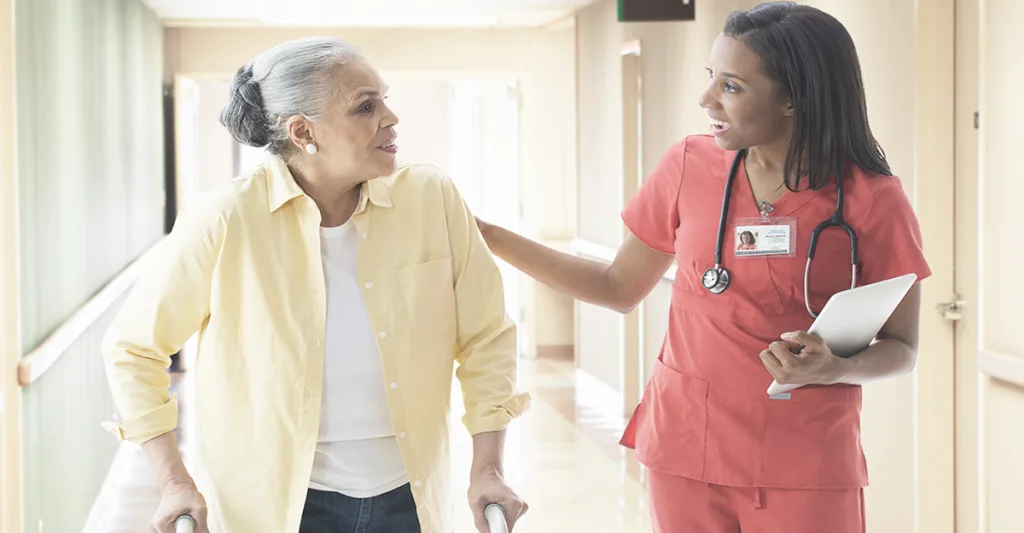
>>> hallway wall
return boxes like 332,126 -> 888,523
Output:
18,0 -> 166,352
575,0 -> 761,403
14,0 -> 166,531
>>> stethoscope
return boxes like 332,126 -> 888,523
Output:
700,150 -> 859,317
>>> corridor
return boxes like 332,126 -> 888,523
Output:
3,0 -> 1024,532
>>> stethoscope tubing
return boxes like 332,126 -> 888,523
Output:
711,149 -> 858,318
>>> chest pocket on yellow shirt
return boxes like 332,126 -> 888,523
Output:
397,256 -> 457,339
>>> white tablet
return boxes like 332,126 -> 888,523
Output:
766,273 -> 918,396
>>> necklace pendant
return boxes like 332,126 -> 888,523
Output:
758,200 -> 774,218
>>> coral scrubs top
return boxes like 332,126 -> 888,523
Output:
620,135 -> 931,489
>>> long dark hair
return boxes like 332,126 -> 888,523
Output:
724,2 -> 891,191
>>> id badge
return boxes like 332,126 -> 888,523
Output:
733,217 -> 797,258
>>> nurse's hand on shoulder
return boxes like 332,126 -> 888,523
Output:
759,330 -> 848,386
475,217 -> 494,240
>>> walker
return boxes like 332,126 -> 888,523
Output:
175,503 -> 509,532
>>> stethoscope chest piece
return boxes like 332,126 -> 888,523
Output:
702,266 -> 730,294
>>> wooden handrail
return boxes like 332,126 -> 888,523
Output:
17,239 -> 164,386
978,349 -> 1024,388
571,237 -> 677,281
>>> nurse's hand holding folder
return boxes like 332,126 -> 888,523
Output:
760,273 -> 923,396
759,330 -> 849,390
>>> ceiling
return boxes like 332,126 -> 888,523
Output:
143,0 -> 600,28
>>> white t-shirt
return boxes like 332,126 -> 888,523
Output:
308,219 -> 408,498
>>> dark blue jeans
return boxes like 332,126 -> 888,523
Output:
299,485 -> 421,533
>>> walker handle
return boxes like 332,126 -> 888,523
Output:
180,505 -> 504,532
174,515 -> 196,533
484,503 -> 508,533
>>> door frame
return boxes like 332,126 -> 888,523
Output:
913,0 -> 958,531
172,73 -> 234,215
620,39 -> 644,415
953,0 -> 982,531
172,73 -> 203,220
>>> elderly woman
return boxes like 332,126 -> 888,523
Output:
101,37 -> 529,533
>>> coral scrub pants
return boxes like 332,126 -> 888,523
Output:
648,470 -> 865,533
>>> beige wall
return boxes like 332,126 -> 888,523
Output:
574,0 -> 620,390
575,0 -> 762,393
576,0 -> 622,249
165,25 -> 578,353
387,77 -> 453,172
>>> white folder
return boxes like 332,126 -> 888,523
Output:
766,273 -> 918,396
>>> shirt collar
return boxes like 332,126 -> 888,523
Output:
356,175 -> 394,213
263,152 -> 394,213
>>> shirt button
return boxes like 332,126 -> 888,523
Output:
364,282 -> 373,289
390,382 -> 399,390
378,331 -> 387,339
361,232 -> 368,240
314,289 -> 321,296
413,480 -> 422,489
313,340 -> 320,348
397,431 -> 407,439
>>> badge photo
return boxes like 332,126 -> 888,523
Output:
733,218 -> 797,258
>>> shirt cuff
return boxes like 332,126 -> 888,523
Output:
463,392 -> 532,436
102,394 -> 179,444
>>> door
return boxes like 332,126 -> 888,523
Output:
953,0 -> 982,531
951,0 -> 1024,531
911,3 -> 957,533
972,1 -> 1024,532
172,74 -> 201,216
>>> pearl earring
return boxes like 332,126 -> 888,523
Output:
305,143 -> 318,155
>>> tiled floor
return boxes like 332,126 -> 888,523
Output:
85,358 -> 652,532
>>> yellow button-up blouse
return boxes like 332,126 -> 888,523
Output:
101,154 -> 530,533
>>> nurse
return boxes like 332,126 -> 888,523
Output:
476,2 -> 930,532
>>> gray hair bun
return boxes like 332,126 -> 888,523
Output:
220,38 -> 365,155
220,64 -> 270,147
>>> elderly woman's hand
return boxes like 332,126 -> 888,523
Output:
152,479 -> 208,533
468,469 -> 528,532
